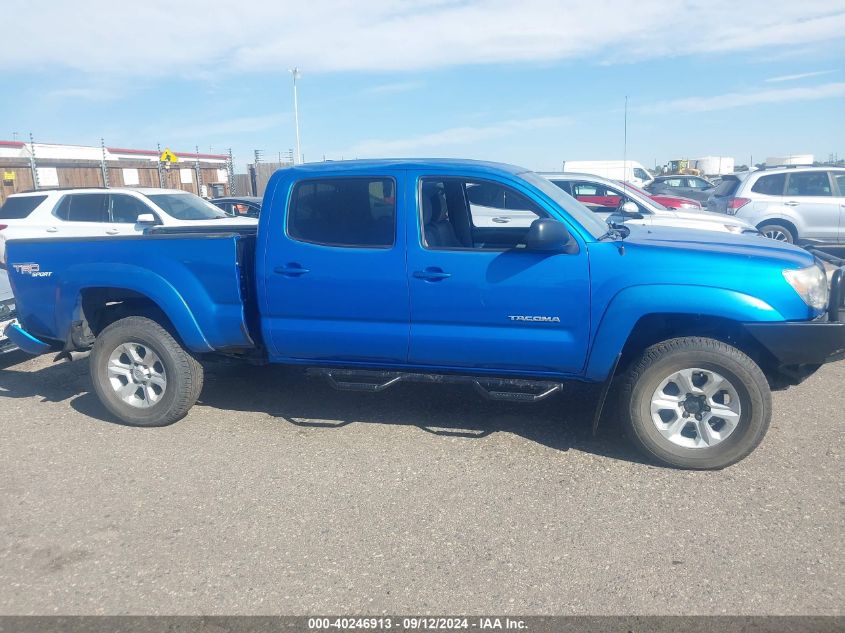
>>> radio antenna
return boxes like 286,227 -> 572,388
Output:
623,95 -> 628,195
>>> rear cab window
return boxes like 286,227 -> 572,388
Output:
0,195 -> 47,219
287,177 -> 396,248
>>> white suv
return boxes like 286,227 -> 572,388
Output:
707,167 -> 845,244
0,187 -> 256,265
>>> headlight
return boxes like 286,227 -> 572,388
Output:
783,265 -> 828,310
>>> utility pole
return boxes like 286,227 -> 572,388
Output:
290,67 -> 302,164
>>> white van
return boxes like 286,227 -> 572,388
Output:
561,160 -> 654,187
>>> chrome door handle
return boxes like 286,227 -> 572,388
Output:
274,264 -> 310,277
45,227 -> 58,233
784,201 -> 800,206
105,229 -> 120,235
413,268 -> 451,281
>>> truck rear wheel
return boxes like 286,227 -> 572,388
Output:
90,316 -> 203,426
619,337 -> 771,469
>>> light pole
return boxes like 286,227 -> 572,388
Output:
290,67 -> 302,164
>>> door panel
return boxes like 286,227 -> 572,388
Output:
408,173 -> 591,375
263,174 -> 410,363
784,171 -> 839,241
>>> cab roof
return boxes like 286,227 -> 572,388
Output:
284,158 -> 530,175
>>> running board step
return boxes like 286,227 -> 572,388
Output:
307,368 -> 563,402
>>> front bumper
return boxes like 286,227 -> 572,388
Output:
745,264 -> 845,385
745,321 -> 845,366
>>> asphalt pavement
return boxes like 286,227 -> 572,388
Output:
0,350 -> 841,615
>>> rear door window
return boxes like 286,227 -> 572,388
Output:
834,174 -> 845,196
786,172 -> 832,197
288,178 -> 396,248
750,173 -> 786,195
0,195 -> 47,219
54,194 -> 110,222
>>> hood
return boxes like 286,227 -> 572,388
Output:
665,208 -> 751,227
619,223 -> 814,268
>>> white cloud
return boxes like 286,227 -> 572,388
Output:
765,70 -> 837,82
5,1 -> 845,77
341,116 -> 571,156
642,82 -> 845,114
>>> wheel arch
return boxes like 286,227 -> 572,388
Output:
63,284 -> 212,353
586,285 -> 789,386
756,217 -> 799,241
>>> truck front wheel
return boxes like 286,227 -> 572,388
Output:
90,316 -> 204,426
620,337 -> 771,469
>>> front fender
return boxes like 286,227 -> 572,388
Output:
56,264 -> 212,352
584,284 -> 787,381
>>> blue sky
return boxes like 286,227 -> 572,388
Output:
4,0 -> 845,172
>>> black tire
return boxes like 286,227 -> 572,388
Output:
90,316 -> 203,426
619,337 -> 771,470
758,222 -> 795,244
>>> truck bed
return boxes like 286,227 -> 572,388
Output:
6,229 -> 258,354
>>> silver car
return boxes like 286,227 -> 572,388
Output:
707,167 -> 845,244
539,172 -> 758,236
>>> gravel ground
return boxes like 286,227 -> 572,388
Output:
0,350 -> 841,615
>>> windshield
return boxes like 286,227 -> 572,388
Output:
614,180 -> 669,210
518,171 -> 608,238
145,193 -> 229,220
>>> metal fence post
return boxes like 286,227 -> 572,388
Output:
195,145 -> 203,196
100,138 -> 110,187
227,148 -> 236,196
156,143 -> 165,188
29,133 -> 39,190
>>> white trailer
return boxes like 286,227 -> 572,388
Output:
766,154 -> 814,167
692,156 -> 735,176
561,160 -> 653,186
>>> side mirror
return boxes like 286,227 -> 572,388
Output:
135,213 -> 159,225
620,201 -> 644,219
523,218 -> 577,253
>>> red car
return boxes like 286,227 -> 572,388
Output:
616,181 -> 702,210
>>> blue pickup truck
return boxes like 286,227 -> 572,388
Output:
5,159 -> 845,469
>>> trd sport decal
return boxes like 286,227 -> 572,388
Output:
11,263 -> 53,277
